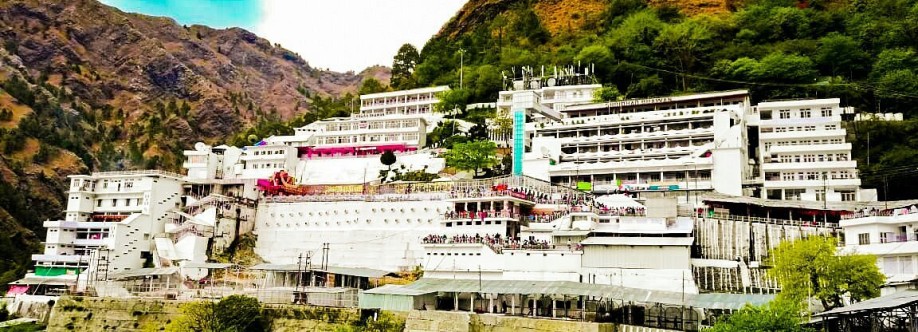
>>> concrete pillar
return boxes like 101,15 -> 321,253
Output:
532,297 -> 537,317
511,295 -> 516,315
454,292 -> 459,311
489,296 -> 494,313
552,298 -> 557,318
470,292 -> 475,313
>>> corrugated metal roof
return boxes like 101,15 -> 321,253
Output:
112,267 -> 180,280
581,237 -> 694,246
250,263 -> 299,271
10,276 -> 75,286
817,290 -> 918,316
363,284 -> 433,296
363,278 -> 772,310
249,264 -> 392,278
182,262 -> 235,269
324,266 -> 392,278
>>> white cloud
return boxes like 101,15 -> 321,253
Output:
257,0 -> 467,72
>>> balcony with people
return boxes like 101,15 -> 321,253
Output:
422,233 -> 582,254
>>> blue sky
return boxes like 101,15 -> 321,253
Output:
101,0 -> 467,72
102,0 -> 261,30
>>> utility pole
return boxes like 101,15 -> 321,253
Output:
681,270 -> 686,331
322,243 -> 329,271
459,48 -> 465,90
884,175 -> 889,209
296,253 -> 303,294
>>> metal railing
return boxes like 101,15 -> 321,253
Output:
701,213 -> 839,229
89,170 -> 186,180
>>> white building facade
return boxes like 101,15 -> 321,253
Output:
839,204 -> 918,294
523,91 -> 750,203
750,98 -> 870,202
33,171 -> 185,281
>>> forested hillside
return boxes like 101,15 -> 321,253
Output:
391,0 -> 918,200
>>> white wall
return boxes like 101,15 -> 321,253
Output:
582,245 -> 691,270
255,200 -> 452,272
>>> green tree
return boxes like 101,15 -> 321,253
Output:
380,150 -> 396,171
391,43 -> 420,89
434,89 -> 470,115
814,33 -> 867,77
654,17 -> 713,89
768,236 -> 884,310
709,298 -> 813,332
445,140 -> 498,177
593,85 -> 622,102
358,77 -> 387,95
167,295 -> 264,332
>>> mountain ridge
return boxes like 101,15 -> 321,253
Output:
0,0 -> 387,285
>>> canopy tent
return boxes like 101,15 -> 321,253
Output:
595,194 -> 644,208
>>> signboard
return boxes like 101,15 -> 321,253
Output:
576,182 -> 592,191
606,97 -> 673,108
510,191 -> 528,199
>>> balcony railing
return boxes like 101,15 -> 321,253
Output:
90,170 -> 185,180
422,234 -> 582,254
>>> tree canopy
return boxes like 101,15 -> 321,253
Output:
167,295 -> 265,332
391,43 -> 420,90
380,150 -> 397,170
709,298 -> 813,332
768,236 -> 884,310
444,140 -> 498,177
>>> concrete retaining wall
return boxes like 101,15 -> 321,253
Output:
404,310 -> 676,332
46,297 -> 675,332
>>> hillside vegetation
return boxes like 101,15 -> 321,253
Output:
0,0 -> 382,285
394,0 -> 918,199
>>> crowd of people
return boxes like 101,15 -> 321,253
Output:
422,234 -> 582,253
595,205 -> 646,216
444,210 -> 519,220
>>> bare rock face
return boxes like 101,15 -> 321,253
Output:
0,0 -> 389,139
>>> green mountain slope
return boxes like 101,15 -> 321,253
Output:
400,0 -> 918,199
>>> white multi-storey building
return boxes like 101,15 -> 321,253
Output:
31,171 -> 185,283
268,86 -> 449,158
524,90 -> 750,203
839,204 -> 918,294
750,98 -> 870,202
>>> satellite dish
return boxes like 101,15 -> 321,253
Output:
530,81 -> 541,89
194,142 -> 207,152
513,81 -> 524,90
547,78 -> 556,87
540,146 -> 550,158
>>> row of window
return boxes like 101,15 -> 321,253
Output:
251,149 -> 286,156
761,124 -> 838,134
771,188 -> 856,201
763,138 -> 844,150
762,107 -> 834,120
96,198 -> 144,207
315,133 -> 420,145
324,120 -> 420,132
769,170 -> 856,181
445,220 -> 504,227
248,162 -> 284,170
361,96 -> 436,107
773,153 -> 850,163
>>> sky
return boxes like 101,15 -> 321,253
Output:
101,0 -> 467,72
